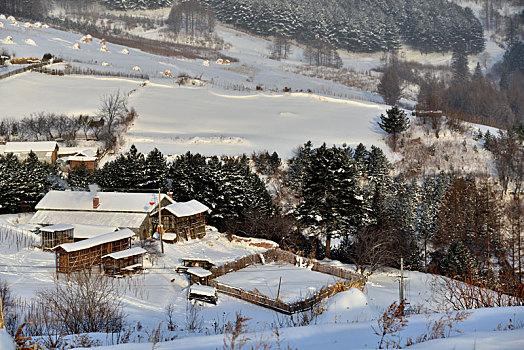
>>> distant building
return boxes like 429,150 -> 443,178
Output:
31,190 -> 175,239
3,141 -> 58,163
57,147 -> 99,171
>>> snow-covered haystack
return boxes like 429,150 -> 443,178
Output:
132,66 -> 141,71
0,329 -> 15,350
190,79 -> 205,86
0,22 -> 4,28
100,45 -> 109,52
7,16 -> 15,21
42,24 -> 49,29
319,288 -> 377,324
72,42 -> 81,50
34,22 -> 42,28
23,22 -> 32,28
101,62 -> 110,66
163,70 -> 174,77
99,38 -> 106,45
120,48 -> 130,55
203,60 -> 210,67
10,21 -> 18,27
215,58 -> 231,65
80,35 -> 93,44
3,36 -> 14,44
24,38 -> 37,46
0,14 -> 6,20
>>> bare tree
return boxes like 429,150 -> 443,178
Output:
36,271 -> 125,335
97,91 -> 129,137
378,66 -> 403,106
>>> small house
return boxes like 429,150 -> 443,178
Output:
102,247 -> 146,276
39,224 -> 74,250
187,266 -> 212,285
53,228 -> 135,275
152,200 -> 210,242
3,141 -> 58,163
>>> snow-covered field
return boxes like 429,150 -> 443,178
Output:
216,262 -> 343,303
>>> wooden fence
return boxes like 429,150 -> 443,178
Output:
0,62 -> 47,81
209,248 -> 366,314
32,66 -> 149,80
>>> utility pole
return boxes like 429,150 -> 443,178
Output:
276,276 -> 282,301
159,189 -> 164,254
399,257 -> 405,305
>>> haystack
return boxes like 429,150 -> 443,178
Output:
101,62 -> 110,66
25,38 -> 37,46
72,42 -> 81,50
132,66 -> 141,71
163,70 -> 174,77
100,45 -> 109,52
203,60 -> 210,67
120,48 -> 130,55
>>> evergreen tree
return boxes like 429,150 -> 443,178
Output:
378,66 -> 402,106
451,46 -> 470,83
143,148 -> 167,190
353,143 -> 368,179
296,144 -> 363,258
68,163 -> 95,190
378,106 -> 410,151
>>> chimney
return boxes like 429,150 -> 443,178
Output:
167,190 -> 173,199
93,196 -> 100,209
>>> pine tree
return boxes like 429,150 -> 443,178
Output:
378,66 -> 402,106
143,148 -> 167,190
296,144 -> 363,258
378,106 -> 410,151
451,46 -> 470,83
68,163 -> 95,190
353,143 -> 368,179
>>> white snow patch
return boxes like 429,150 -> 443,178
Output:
24,38 -> 37,46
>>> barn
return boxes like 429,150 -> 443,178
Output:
53,228 -> 135,275
31,190 -> 174,239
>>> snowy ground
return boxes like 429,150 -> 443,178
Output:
216,262 -> 344,303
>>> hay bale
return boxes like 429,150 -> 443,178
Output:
224,59 -> 231,65
216,58 -> 223,65
25,38 -> 37,46
203,60 -> 210,67
7,16 -> 15,21
99,38 -> 106,45
0,22 -> 4,29
100,45 -> 109,52
72,42 -> 81,50
4,36 -> 14,44
24,22 -> 32,28
0,14 -> 6,20
34,22 -> 42,28
101,62 -> 110,66
132,66 -> 141,71
42,24 -> 49,29
120,48 -> 130,55
86,34 -> 93,41
10,21 -> 18,27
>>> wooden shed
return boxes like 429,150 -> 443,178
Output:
39,224 -> 74,250
182,258 -> 215,270
152,200 -> 209,242
102,247 -> 146,276
187,267 -> 212,285
53,229 -> 134,275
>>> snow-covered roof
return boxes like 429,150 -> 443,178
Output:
69,224 -> 118,239
162,200 -> 210,217
123,263 -> 142,271
189,284 -> 216,297
58,147 -> 97,157
54,228 -> 134,252
103,247 -> 146,260
30,210 -> 147,229
182,257 -> 216,265
39,224 -> 74,232
187,267 -> 212,277
35,190 -> 174,213
4,141 -> 57,153
67,156 -> 97,162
